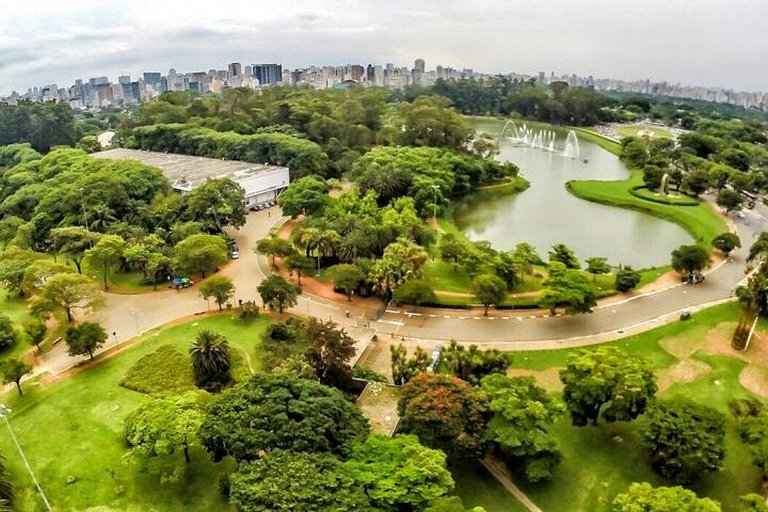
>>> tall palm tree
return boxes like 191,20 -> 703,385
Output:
189,330 -> 231,387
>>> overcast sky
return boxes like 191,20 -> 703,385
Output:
1,0 -> 766,94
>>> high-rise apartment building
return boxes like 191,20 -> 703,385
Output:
228,62 -> 242,78
253,64 -> 283,86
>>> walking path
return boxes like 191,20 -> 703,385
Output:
34,199 -> 768,376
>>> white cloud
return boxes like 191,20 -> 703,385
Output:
1,0 -> 766,93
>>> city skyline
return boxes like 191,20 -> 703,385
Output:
1,0 -> 766,95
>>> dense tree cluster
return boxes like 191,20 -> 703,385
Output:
0,100 -> 80,152
428,77 -> 611,126
129,123 -> 331,179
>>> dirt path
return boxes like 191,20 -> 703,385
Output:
482,456 -> 543,512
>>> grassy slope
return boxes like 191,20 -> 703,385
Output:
567,127 -> 727,250
0,314 -> 276,511
471,303 -> 762,512
616,125 -> 673,140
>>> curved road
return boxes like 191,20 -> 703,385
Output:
36,199 -> 768,376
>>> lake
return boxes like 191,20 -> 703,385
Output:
453,129 -> 693,268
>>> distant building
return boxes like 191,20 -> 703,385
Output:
228,62 -> 242,78
253,64 -> 282,86
94,149 -> 290,210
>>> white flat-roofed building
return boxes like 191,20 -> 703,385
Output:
94,148 -> 290,209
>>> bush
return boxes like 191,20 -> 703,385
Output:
120,345 -> 196,395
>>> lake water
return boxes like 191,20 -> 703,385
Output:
453,133 -> 693,268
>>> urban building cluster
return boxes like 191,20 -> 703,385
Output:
2,58 -> 766,112
536,71 -> 768,111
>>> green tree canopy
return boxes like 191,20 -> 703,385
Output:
183,177 -> 246,231
65,321 -> 107,360
643,399 -> 726,483
32,272 -> 103,322
277,175 -> 330,218
615,266 -> 642,292
174,233 -> 228,278
84,234 -> 126,290
548,243 -> 580,269
329,263 -> 365,300
393,279 -> 437,305
229,450 -> 373,512
198,275 -> 235,311
257,274 -> 301,313
390,344 -> 431,386
441,340 -> 512,385
0,315 -> 18,352
471,273 -> 508,315
671,244 -> 710,275
199,373 -> 369,462
538,262 -> 597,315
344,434 -> 454,511
124,392 -> 207,464
611,482 -> 721,512
560,347 -> 657,426
1,359 -> 31,396
712,232 -> 741,256
585,256 -> 612,280
481,374 -> 565,482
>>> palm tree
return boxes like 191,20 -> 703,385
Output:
316,229 -> 342,268
189,330 -> 231,388
291,227 -> 321,258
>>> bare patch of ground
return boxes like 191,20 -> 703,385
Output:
739,366 -> 768,398
657,359 -> 712,393
507,367 -> 564,392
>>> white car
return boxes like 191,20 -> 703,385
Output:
231,249 -> 240,259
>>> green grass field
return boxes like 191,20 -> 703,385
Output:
477,303 -> 764,512
566,170 -> 727,250
616,124 -> 674,140
0,314 -> 279,511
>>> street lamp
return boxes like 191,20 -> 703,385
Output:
78,187 -> 90,232
0,404 -> 52,511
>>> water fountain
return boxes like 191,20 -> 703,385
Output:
563,130 -> 580,159
499,121 -> 575,156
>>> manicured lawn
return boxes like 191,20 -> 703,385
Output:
452,462 -> 529,512
495,302 -> 765,512
566,170 -> 727,250
0,313 -> 278,511
616,124 -> 674,140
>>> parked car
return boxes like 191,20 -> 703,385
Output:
231,248 -> 240,259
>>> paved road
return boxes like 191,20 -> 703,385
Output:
36,200 -> 768,376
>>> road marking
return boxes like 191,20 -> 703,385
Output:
406,312 -> 422,317
517,317 -> 523,321
458,316 -> 466,319
377,320 -> 404,326
385,309 -> 400,314
429,314 -> 436,318
502,317 -> 509,320
487,317 -> 495,320
444,315 -> 451,319
529,315 -> 536,319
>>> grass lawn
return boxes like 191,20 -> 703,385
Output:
566,170 -> 727,250
481,302 -> 765,512
452,462 -> 529,512
0,287 -> 37,364
616,124 -> 674,140
0,313 -> 280,511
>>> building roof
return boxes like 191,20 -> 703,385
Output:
93,149 -> 289,191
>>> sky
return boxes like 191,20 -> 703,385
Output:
0,0 -> 766,94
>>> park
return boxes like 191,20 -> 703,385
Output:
1,82 -> 768,512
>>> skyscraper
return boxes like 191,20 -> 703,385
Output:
253,64 -> 283,86
414,58 -> 425,73
228,62 -> 242,78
